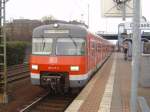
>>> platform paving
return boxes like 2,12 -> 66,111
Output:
110,53 -> 131,112
65,53 -> 150,112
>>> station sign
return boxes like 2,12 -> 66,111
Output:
101,0 -> 133,17
125,22 -> 150,30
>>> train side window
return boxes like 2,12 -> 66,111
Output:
97,43 -> 101,52
92,42 -> 95,49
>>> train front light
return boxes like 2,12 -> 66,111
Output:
70,66 -> 79,71
32,64 -> 38,70
53,23 -> 59,28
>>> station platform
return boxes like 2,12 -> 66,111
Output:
65,53 -> 150,112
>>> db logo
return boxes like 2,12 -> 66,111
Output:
49,57 -> 58,63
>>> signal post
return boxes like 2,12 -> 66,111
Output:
0,0 -> 8,104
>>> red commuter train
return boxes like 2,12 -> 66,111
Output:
30,23 -> 113,92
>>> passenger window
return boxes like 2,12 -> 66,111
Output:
92,42 -> 95,49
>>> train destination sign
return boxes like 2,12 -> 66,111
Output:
125,22 -> 150,30
44,30 -> 69,34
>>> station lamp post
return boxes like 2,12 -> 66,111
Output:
131,0 -> 141,112
115,0 -> 141,111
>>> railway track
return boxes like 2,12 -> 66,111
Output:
0,64 -> 30,83
7,64 -> 29,83
19,92 -> 77,112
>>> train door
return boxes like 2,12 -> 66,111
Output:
91,40 -> 96,69
87,33 -> 95,71
102,43 -> 104,60
90,36 -> 96,70
96,41 -> 99,64
87,34 -> 91,72
97,40 -> 101,65
99,41 -> 102,63
93,40 -> 97,67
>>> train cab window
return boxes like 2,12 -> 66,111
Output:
56,38 -> 85,55
32,38 -> 53,55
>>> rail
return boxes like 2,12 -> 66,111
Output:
0,64 -> 30,83
19,92 -> 77,112
19,91 -> 50,112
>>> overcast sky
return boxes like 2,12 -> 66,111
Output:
6,0 -> 149,33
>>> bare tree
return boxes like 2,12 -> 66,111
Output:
41,15 -> 56,25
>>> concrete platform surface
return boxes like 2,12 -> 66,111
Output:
65,53 -> 150,112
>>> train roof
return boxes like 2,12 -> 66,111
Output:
33,23 -> 88,38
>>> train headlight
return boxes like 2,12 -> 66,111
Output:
53,23 -> 59,28
70,66 -> 79,71
32,65 -> 38,70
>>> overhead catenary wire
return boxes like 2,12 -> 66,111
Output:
69,0 -> 90,25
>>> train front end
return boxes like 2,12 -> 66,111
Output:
30,24 -> 88,91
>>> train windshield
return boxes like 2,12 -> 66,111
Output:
56,38 -> 85,55
32,38 -> 53,55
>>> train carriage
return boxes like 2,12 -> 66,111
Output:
30,23 -> 113,92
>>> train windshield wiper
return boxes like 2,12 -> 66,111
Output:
68,35 -> 78,48
68,35 -> 78,55
42,37 -> 46,51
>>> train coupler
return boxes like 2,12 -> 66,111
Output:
41,75 -> 69,94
